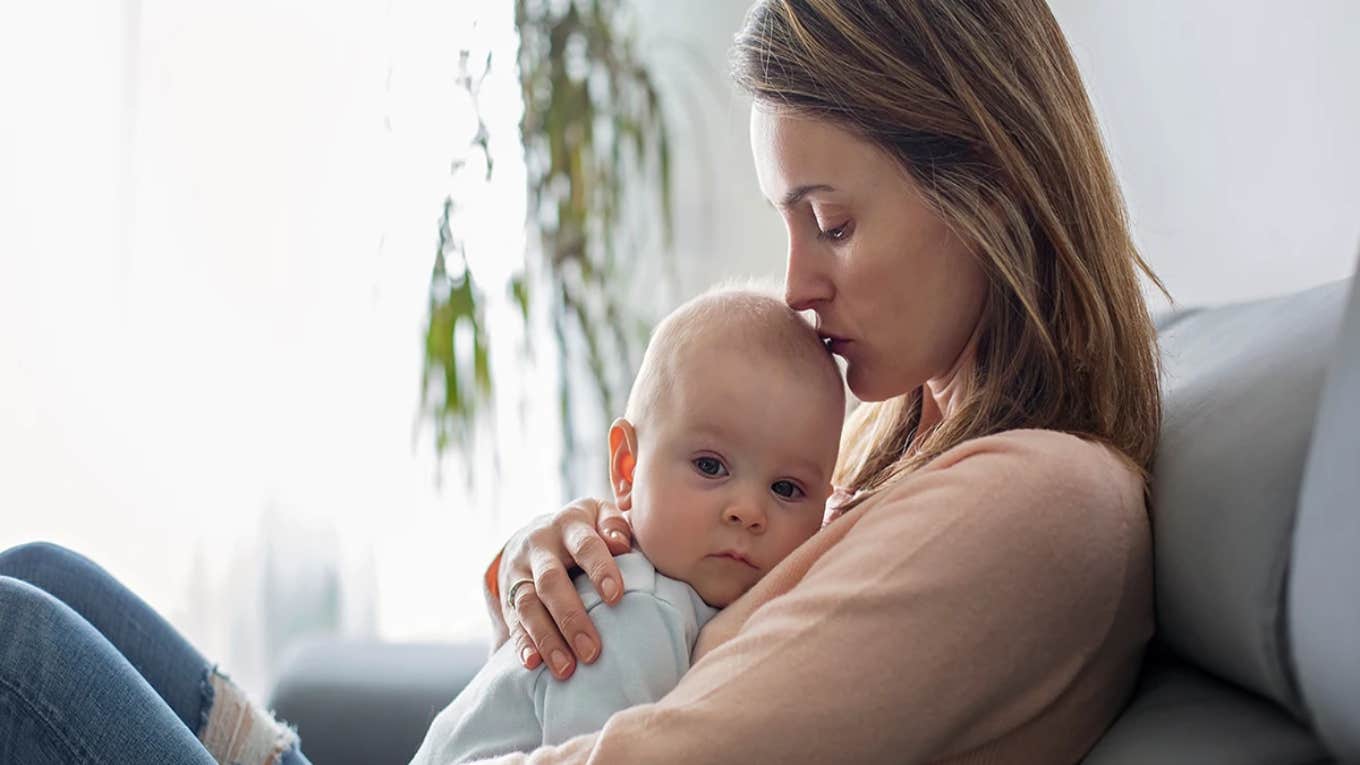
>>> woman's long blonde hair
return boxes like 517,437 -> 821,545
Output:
733,0 -> 1167,496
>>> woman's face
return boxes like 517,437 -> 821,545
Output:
749,107 -> 989,401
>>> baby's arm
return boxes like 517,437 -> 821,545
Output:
533,591 -> 692,745
408,647 -> 545,765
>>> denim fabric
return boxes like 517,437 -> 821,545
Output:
0,542 -> 311,765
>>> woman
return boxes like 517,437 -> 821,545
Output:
0,1 -> 1163,763
483,0 -> 1163,762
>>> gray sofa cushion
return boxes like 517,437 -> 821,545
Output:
1083,653 -> 1330,765
1289,274 -> 1360,760
269,639 -> 485,765
1151,279 -> 1350,715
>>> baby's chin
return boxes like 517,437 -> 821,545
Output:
692,576 -> 749,608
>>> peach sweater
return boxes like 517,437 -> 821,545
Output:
478,429 -> 1152,764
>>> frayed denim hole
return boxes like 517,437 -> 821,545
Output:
196,664 -> 218,736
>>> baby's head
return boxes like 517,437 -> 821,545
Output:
609,287 -> 845,606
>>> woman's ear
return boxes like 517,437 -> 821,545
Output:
608,418 -> 638,511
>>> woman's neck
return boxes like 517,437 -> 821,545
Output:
918,319 -> 983,436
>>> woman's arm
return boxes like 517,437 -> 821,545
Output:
482,500 -> 633,677
468,431 -> 1152,764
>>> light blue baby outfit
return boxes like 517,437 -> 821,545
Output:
409,551 -> 719,764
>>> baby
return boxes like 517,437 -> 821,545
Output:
411,287 -> 845,764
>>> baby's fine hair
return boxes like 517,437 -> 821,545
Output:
623,280 -> 844,425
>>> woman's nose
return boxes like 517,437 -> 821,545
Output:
724,501 -> 766,533
784,236 -> 833,312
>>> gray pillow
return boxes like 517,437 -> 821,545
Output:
1288,270 -> 1360,759
1151,278 -> 1350,716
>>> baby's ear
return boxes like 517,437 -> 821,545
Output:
608,418 -> 638,510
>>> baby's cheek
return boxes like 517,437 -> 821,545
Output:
628,513 -> 662,563
629,501 -> 686,574
775,521 -> 820,559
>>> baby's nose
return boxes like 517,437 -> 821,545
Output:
724,502 -> 766,532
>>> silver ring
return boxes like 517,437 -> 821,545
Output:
506,578 -> 535,611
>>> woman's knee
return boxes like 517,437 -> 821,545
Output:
0,575 -> 79,650
0,575 -> 106,692
0,573 -> 65,616
0,577 -> 92,762
0,576 -> 216,764
0,540 -> 85,576
0,543 -> 124,627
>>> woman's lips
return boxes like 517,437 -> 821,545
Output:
820,333 -> 852,355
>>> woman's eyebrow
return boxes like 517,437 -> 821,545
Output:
779,183 -> 836,208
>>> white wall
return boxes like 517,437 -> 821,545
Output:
633,0 -> 784,294
636,0 -> 1360,312
1051,0 -> 1360,310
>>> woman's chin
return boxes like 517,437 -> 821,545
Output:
845,366 -> 896,403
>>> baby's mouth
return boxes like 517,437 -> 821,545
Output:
709,550 -> 759,569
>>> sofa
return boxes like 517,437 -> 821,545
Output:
270,267 -> 1360,764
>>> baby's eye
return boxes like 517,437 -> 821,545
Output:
693,457 -> 728,478
771,480 -> 805,500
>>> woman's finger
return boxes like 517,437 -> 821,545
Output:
513,574 -> 578,679
563,520 -> 625,606
527,541 -> 598,666
498,519 -> 558,628
508,624 -> 542,670
495,499 -> 624,675
595,500 -> 633,556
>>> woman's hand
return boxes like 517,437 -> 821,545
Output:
498,497 -> 633,679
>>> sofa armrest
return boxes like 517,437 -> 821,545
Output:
1289,267 -> 1360,760
268,639 -> 487,765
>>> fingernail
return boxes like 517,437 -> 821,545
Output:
602,577 -> 619,601
608,530 -> 626,545
573,633 -> 597,662
550,650 -> 571,676
520,646 -> 535,666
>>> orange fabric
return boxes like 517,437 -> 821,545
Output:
482,546 -> 511,651
473,430 -> 1152,765
485,547 -> 505,605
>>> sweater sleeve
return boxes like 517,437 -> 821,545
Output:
471,430 -> 1150,764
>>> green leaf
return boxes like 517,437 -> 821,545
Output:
419,0 -> 678,492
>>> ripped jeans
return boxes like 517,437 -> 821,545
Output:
0,542 -> 311,765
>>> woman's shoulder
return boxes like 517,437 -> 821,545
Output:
925,428 -> 1143,512
844,428 -> 1152,638
934,426 -> 1135,468
865,428 -> 1148,562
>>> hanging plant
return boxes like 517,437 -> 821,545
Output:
421,0 -> 673,489
419,49 -> 494,464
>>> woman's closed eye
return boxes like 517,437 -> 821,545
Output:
693,456 -> 729,478
771,479 -> 806,500
817,221 -> 852,243
804,203 -> 853,244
